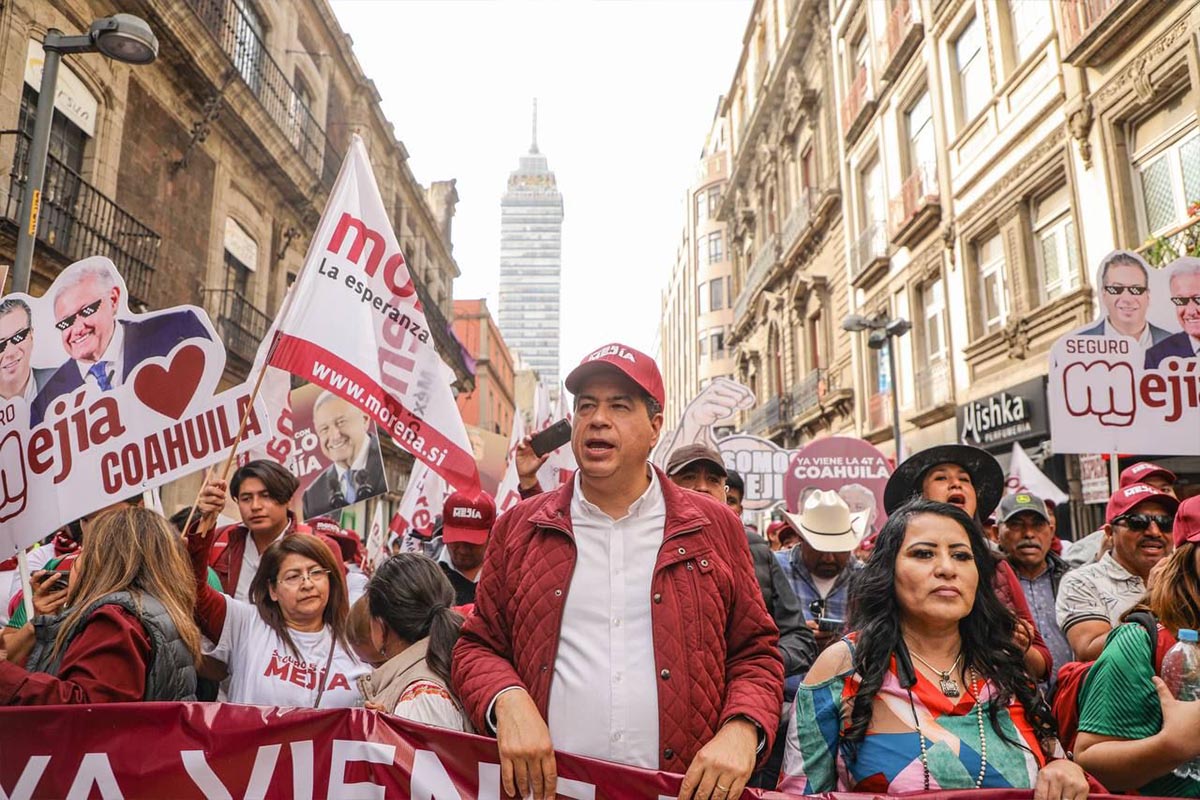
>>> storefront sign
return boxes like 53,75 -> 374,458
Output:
24,40 -> 98,137
957,377 -> 1049,449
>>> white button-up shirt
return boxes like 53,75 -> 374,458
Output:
546,467 -> 664,768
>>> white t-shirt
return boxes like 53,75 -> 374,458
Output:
206,597 -> 368,708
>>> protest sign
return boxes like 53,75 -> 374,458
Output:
0,702 -> 1136,800
1050,249 -> 1200,453
716,434 -> 796,511
466,424 -> 509,496
1079,453 -> 1110,504
784,436 -> 891,535
652,377 -> 756,468
286,382 -> 389,520
0,256 -> 269,556
269,136 -> 480,493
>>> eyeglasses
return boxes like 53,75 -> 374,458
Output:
55,300 -> 103,331
1103,285 -> 1148,296
0,327 -> 31,353
276,568 -> 331,588
1170,296 -> 1200,307
1112,513 -> 1174,533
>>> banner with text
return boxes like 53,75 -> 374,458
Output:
269,136 -> 480,492
0,256 -> 269,556
784,437 -> 891,536
0,703 -> 1130,800
1050,250 -> 1200,453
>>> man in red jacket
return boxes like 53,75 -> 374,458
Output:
452,343 -> 783,800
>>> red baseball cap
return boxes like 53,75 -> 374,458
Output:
1106,482 -> 1179,524
1173,496 -> 1200,547
1120,462 -> 1177,488
442,490 -> 496,545
564,343 -> 666,409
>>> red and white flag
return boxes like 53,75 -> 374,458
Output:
365,499 -> 388,569
394,460 -> 451,550
267,136 -> 479,492
495,412 -> 528,514
535,383 -> 576,491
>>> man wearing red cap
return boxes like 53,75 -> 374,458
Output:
1065,461 -> 1177,568
453,343 -> 782,800
438,490 -> 495,606
1056,482 -> 1179,661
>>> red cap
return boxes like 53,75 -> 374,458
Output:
1106,482 -> 1179,524
442,490 -> 496,545
564,343 -> 665,409
302,517 -> 362,571
1174,496 -> 1200,547
1120,462 -> 1177,488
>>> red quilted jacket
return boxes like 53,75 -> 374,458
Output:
451,468 -> 784,771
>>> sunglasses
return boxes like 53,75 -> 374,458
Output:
1170,296 -> 1200,307
1113,513 -> 1174,533
0,327 -> 31,353
55,299 -> 102,331
1103,285 -> 1147,295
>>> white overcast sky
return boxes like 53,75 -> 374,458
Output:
329,0 -> 752,378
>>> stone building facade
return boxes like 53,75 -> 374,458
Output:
0,0 -> 473,517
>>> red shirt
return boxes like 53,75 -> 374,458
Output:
0,605 -> 149,704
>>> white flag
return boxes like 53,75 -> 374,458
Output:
533,382 -> 575,490
268,136 -> 480,492
496,412 -> 528,514
241,296 -> 294,467
365,499 -> 388,569
1007,442 -> 1069,505
394,460 -> 451,545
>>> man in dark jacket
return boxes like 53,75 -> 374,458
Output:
453,343 -> 782,800
997,491 -> 1073,691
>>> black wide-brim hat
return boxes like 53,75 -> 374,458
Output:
883,443 -> 1005,519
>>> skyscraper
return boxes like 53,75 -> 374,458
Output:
498,101 -> 564,390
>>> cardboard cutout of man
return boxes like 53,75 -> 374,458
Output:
1079,250 -> 1171,348
302,391 -> 386,519
1145,258 -> 1200,368
30,257 -> 210,425
0,298 -> 49,409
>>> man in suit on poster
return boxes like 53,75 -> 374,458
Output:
302,391 -> 387,519
1146,258 -> 1200,369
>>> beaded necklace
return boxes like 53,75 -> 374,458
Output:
907,669 -> 987,790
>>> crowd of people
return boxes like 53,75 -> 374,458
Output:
2,340 -> 1200,799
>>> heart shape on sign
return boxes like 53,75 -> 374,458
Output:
132,345 -> 206,420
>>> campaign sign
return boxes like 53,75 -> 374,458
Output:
0,256 -> 269,556
1050,250 -> 1200,453
287,383 -> 389,520
784,437 -> 891,536
716,434 -> 796,511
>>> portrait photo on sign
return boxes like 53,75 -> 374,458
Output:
0,255 -> 269,557
1049,249 -> 1200,455
288,382 -> 389,520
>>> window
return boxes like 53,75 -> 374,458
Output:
711,330 -> 725,357
290,75 -> 315,155
850,29 -> 869,84
1008,0 -> 1051,65
18,85 -> 87,251
922,277 -> 946,361
696,188 -> 708,225
698,283 -> 708,314
801,148 -> 815,190
860,158 -> 885,229
954,16 -> 990,125
1134,118 -> 1200,237
977,234 -> 1008,333
707,186 -> 721,219
906,91 -> 936,176
710,278 -> 725,311
232,0 -> 266,96
698,333 -> 708,358
1034,185 -> 1081,301
708,232 -> 724,264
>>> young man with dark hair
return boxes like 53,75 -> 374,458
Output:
454,343 -> 782,800
205,460 -> 300,601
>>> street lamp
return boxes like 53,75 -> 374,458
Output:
842,313 -> 911,459
13,14 -> 158,294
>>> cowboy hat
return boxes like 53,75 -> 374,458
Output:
883,443 -> 1004,518
782,490 -> 869,553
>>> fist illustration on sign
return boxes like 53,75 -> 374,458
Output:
652,378 -> 756,467
0,428 -> 27,522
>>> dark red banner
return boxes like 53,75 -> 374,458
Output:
0,703 -> 1142,800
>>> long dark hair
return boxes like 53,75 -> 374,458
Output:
365,553 -> 462,685
844,499 -> 1055,757
250,534 -> 351,659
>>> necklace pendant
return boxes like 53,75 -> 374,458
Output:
939,676 -> 961,697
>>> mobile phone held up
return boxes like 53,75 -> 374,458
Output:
530,419 -> 572,457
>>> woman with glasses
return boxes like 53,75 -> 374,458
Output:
187,479 -> 367,707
